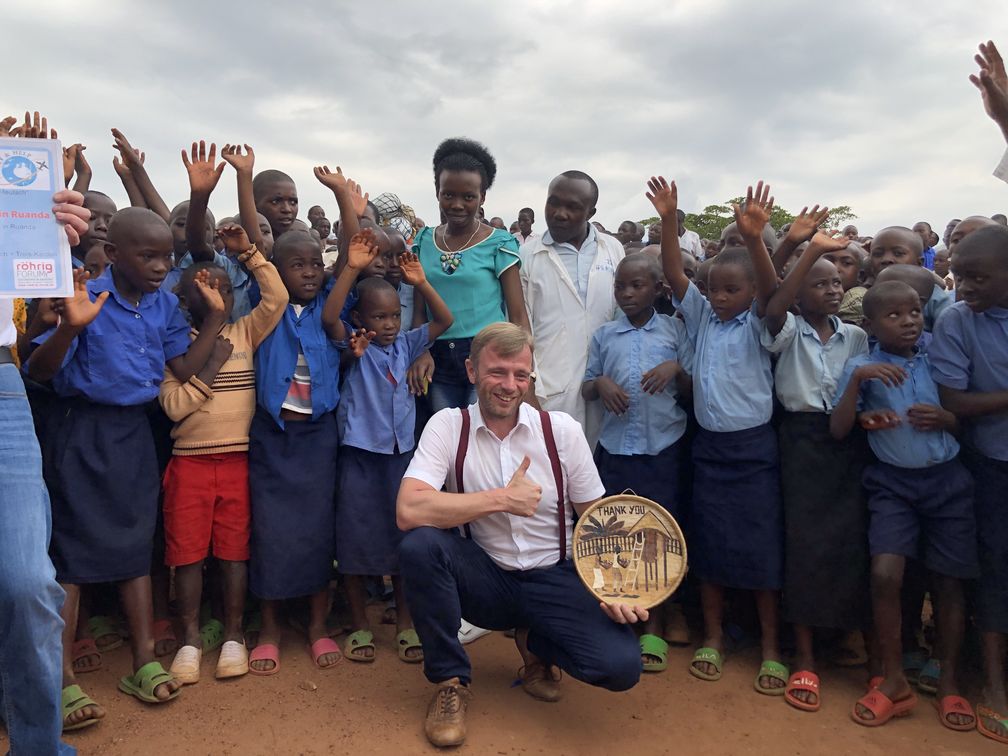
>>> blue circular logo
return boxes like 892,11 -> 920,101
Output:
2,155 -> 37,187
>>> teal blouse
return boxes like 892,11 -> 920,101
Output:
413,226 -> 521,340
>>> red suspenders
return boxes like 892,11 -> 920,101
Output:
455,408 -> 567,564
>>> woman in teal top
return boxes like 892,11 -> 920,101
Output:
409,138 -> 530,412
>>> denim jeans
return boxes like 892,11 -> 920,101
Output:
429,338 -> 476,413
0,364 -> 74,755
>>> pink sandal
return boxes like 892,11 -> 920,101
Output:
248,643 -> 280,676
309,637 -> 342,669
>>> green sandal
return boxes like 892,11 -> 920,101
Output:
118,661 -> 180,704
754,660 -> 789,696
640,634 -> 669,673
87,615 -> 123,652
689,647 -> 723,681
62,684 -> 101,732
343,629 -> 376,663
396,629 -> 424,664
200,618 -> 225,653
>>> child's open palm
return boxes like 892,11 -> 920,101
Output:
221,144 -> 255,176
111,128 -> 144,171
182,140 -> 225,195
62,269 -> 109,328
645,176 -> 678,221
217,223 -> 251,255
193,269 -> 226,315
733,181 -> 774,241
784,205 -> 830,245
398,252 -> 426,286
112,147 -> 142,178
349,328 -> 375,358
314,165 -> 349,193
807,230 -> 850,256
347,178 -> 369,217
971,40 -> 1008,128
347,229 -> 379,270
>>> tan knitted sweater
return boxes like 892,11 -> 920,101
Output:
159,249 -> 288,455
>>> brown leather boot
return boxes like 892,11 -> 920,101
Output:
424,677 -> 472,747
519,661 -> 562,702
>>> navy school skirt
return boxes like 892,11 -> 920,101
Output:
689,423 -> 783,591
594,439 -> 682,517
335,445 -> 413,575
248,408 -> 338,600
43,397 -> 159,584
778,412 -> 869,628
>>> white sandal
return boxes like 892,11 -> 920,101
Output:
215,640 -> 249,679
170,644 -> 201,685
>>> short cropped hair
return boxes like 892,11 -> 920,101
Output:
470,322 -> 534,368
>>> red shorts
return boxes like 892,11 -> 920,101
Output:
162,453 -> 250,566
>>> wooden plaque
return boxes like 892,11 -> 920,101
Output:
573,494 -> 687,609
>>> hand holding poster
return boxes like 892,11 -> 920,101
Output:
0,136 -> 73,298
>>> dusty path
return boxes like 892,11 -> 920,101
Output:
5,617 -> 1001,755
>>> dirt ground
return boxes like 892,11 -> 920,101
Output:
4,616 -> 1002,756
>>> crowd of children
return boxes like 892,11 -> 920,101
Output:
4,37 -> 1008,751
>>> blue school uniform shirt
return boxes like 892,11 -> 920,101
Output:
337,325 -> 432,454
161,251 -> 256,321
585,311 -> 694,455
254,293 -> 344,428
833,346 -> 959,468
921,246 -> 935,270
672,281 -> 774,432
929,302 -> 1008,461
31,266 -> 190,406
924,285 -> 953,331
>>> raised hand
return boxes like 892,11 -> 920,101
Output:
207,335 -> 234,372
503,456 -> 542,517
595,376 -> 630,415
192,268 -> 226,315
347,178 -> 369,217
221,143 -> 255,176
970,40 -> 1008,132
346,228 -> 379,270
0,116 -> 16,136
806,230 -> 850,255
111,128 -> 144,170
733,181 -> 774,242
398,251 -> 426,286
349,328 -> 375,357
182,140 -> 225,195
10,111 -> 57,139
640,360 -> 680,395
858,409 -> 901,431
645,176 -> 678,221
62,144 -> 78,186
112,146 -> 143,178
61,269 -> 109,328
314,165 -> 350,194
217,222 -> 252,255
784,205 -> 830,245
854,362 -> 907,388
74,144 -> 91,177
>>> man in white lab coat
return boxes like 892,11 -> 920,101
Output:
519,171 -> 624,448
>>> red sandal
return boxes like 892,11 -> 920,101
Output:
851,688 -> 917,727
936,695 -> 975,732
784,670 -> 820,713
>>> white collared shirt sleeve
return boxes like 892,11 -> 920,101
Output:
402,408 -> 457,490
552,411 -> 606,505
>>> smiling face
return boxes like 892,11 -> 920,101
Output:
466,343 -> 533,425
273,235 -> 324,305
797,258 -> 844,316
437,169 -> 484,229
256,179 -> 299,238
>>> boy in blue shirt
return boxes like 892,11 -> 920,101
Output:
831,281 -> 977,732
582,252 -> 694,673
930,224 -> 1008,744
27,208 -> 228,725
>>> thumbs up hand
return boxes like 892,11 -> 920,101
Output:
503,456 -> 542,517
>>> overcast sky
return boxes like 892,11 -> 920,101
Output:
4,1 -> 1007,237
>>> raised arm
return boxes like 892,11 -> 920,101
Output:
69,144 -> 93,193
111,147 -> 147,208
165,269 -> 230,382
221,144 -> 263,251
398,251 -> 454,340
181,140 -> 226,262
771,205 -> 830,275
764,231 -> 849,335
112,128 -> 170,221
313,165 -> 361,268
971,40 -> 1008,144
646,176 -> 689,300
732,181 -> 779,315
322,229 -> 379,340
217,224 -> 289,345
